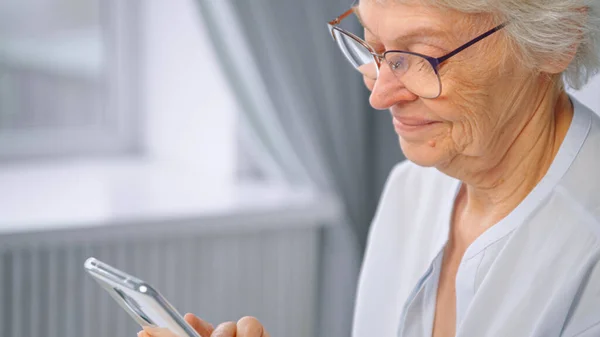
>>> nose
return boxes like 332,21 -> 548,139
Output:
369,62 -> 418,110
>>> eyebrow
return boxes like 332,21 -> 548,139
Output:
353,6 -> 451,45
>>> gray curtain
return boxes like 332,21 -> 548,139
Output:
196,0 -> 403,335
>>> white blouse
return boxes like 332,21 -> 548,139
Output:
352,97 -> 600,337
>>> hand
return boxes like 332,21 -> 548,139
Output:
137,313 -> 270,337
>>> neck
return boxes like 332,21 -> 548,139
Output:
445,87 -> 574,228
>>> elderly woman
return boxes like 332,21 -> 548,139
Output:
140,0 -> 600,336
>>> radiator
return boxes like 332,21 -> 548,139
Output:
0,227 -> 320,337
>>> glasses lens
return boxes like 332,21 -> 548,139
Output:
330,27 -> 442,98
332,28 -> 378,80
383,52 -> 441,98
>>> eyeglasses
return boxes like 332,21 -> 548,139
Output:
327,8 -> 508,99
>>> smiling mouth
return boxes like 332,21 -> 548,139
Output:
399,120 -> 437,126
393,117 -> 440,134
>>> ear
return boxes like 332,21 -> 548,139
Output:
539,7 -> 588,74
539,42 -> 581,75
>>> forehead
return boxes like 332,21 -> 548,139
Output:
355,0 -> 473,42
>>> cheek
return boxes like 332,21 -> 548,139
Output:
449,120 -> 478,153
433,62 -> 502,153
423,93 -> 495,156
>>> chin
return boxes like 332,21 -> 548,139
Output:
398,137 -> 444,167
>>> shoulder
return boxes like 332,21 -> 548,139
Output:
576,97 -> 600,159
363,160 -> 457,261
370,160 -> 457,236
353,161 -> 456,337
375,160 -> 457,217
553,98 -> 600,240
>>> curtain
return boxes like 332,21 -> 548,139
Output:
196,1 -> 377,336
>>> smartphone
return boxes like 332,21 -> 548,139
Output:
84,257 -> 201,337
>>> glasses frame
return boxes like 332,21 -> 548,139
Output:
327,8 -> 508,98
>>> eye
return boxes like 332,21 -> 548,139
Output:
391,58 -> 406,70
389,56 -> 409,70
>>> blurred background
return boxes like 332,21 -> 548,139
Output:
0,1 -> 598,337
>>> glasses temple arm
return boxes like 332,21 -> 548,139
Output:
437,22 -> 508,64
328,8 -> 356,26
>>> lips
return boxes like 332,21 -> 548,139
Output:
393,116 -> 438,127
392,114 -> 441,136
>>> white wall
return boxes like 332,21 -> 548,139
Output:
569,73 -> 600,114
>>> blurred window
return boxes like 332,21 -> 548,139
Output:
0,0 -> 140,160
0,0 -> 274,229
0,0 -> 268,182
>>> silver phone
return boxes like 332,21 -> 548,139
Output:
84,257 -> 201,337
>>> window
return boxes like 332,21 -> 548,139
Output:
0,0 -> 271,227
0,0 -> 140,160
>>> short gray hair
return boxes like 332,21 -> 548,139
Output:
402,0 -> 600,89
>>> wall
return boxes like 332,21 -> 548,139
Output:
569,74 -> 600,114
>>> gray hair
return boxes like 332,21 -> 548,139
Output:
401,0 -> 600,89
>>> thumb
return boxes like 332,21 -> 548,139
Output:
184,313 -> 214,337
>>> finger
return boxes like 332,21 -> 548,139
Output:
210,321 -> 237,337
236,316 -> 264,337
185,313 -> 214,337
138,331 -> 151,337
142,326 -> 177,337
